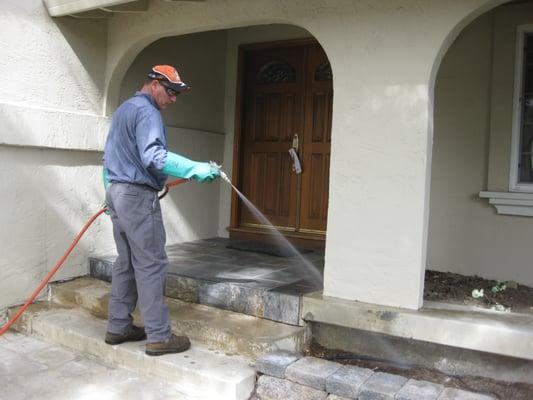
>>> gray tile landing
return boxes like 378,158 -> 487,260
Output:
89,237 -> 324,326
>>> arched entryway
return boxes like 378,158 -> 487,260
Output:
427,1 -> 533,304
110,24 -> 333,250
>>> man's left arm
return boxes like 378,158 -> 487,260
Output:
135,110 -> 219,182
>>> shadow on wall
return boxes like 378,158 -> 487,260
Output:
0,112 -> 112,308
0,144 -> 111,308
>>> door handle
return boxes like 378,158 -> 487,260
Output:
292,133 -> 299,152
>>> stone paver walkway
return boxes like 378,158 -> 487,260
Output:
0,331 -> 189,400
254,351 -> 496,400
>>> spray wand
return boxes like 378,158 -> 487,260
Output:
209,161 -> 231,184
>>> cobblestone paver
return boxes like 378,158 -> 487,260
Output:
255,350 -> 301,378
285,356 -> 342,390
325,364 -> 373,398
396,379 -> 444,400
256,375 -> 327,400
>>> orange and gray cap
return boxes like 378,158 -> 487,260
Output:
148,65 -> 190,92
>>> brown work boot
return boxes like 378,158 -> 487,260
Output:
105,325 -> 146,345
145,334 -> 191,356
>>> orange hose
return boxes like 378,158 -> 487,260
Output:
0,179 -> 187,336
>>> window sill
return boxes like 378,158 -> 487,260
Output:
479,191 -> 533,217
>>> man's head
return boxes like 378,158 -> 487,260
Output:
142,65 -> 190,109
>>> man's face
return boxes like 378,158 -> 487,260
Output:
152,80 -> 177,109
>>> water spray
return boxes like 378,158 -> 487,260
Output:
209,161 -> 324,287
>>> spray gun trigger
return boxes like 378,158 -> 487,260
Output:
209,161 -> 231,184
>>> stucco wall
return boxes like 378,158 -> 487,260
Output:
119,31 -> 228,133
487,2 -> 533,190
428,3 -> 533,286
0,1 -> 113,309
102,0 -> 505,309
0,146 -> 111,307
1,0 -> 510,311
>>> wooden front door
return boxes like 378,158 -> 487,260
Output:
232,40 -> 332,244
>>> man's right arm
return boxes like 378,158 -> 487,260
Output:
135,109 -> 167,171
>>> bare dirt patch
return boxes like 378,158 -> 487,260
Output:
424,270 -> 533,314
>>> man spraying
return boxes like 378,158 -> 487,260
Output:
102,65 -> 220,356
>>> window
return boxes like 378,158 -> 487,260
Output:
256,61 -> 296,84
511,27 -> 533,191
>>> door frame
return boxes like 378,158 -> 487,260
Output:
229,38 -> 327,248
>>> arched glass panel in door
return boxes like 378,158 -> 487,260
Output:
315,61 -> 333,81
257,60 -> 296,83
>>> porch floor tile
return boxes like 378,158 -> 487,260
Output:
89,237 -> 324,326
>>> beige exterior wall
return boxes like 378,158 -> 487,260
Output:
428,2 -> 533,286
487,3 -> 533,190
1,0 -> 510,311
119,31 -> 228,133
0,4 -> 223,310
0,0 -> 113,309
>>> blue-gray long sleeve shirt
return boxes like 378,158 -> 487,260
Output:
103,92 -> 168,191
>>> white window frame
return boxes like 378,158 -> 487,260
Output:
509,25 -> 533,192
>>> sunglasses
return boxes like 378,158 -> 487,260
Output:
158,80 -> 179,97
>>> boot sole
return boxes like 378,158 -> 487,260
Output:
145,343 -> 191,356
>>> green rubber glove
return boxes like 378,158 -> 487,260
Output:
103,167 -> 110,190
162,151 -> 220,183
102,167 -> 111,215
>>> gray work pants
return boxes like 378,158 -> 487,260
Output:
105,183 -> 171,343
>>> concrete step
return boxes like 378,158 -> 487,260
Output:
89,238 -> 324,326
49,277 -> 308,359
12,303 -> 256,400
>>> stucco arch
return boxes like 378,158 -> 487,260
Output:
103,19 -> 333,116
428,0 -> 511,104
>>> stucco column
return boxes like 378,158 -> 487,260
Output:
322,25 -> 454,310
320,1 -> 507,310
324,74 -> 433,309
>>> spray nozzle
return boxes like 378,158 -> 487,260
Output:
209,161 -> 231,184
